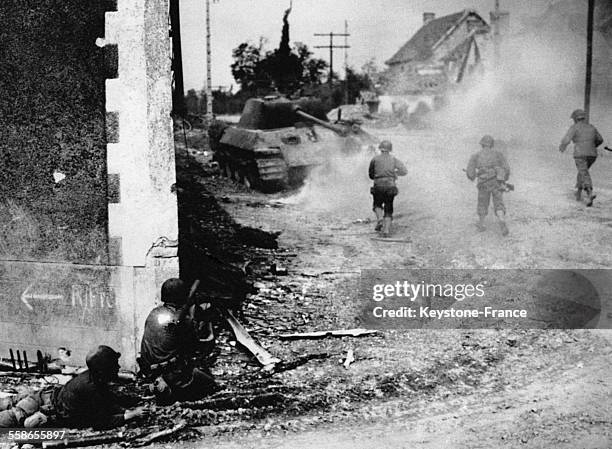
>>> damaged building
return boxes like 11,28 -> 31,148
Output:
379,10 -> 491,114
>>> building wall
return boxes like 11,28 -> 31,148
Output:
105,0 -> 179,268
0,1 -> 109,264
0,0 -> 179,370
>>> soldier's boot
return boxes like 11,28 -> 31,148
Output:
374,208 -> 384,231
496,212 -> 509,236
476,216 -> 486,232
585,188 -> 596,207
381,217 -> 392,238
575,188 -> 582,201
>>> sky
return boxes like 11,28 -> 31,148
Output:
179,0 -> 555,91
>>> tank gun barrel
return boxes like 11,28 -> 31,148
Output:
293,106 -> 348,136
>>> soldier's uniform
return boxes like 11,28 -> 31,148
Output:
466,135 -> 510,236
139,279 -> 217,404
0,346 -> 140,430
559,109 -> 603,206
368,140 -> 407,237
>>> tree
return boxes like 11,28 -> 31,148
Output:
184,89 -> 200,114
361,58 -> 383,88
230,6 -> 328,95
231,41 -> 328,95
295,42 -> 328,84
230,41 -> 266,92
344,67 -> 373,103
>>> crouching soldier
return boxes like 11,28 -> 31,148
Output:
0,346 -> 146,429
466,135 -> 511,236
139,278 -> 218,405
368,140 -> 408,237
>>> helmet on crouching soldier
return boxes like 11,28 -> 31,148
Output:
161,278 -> 188,306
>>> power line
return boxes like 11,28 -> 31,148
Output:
314,31 -> 349,87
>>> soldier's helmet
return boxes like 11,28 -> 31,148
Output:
571,109 -> 587,121
479,135 -> 495,148
161,278 -> 188,305
86,345 -> 120,381
379,140 -> 393,152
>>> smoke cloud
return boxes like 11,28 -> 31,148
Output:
287,0 -> 612,221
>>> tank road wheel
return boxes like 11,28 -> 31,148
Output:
222,162 -> 232,179
217,160 -> 227,176
240,167 -> 259,190
230,164 -> 240,181
241,170 -> 252,189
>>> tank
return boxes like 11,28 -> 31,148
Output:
212,97 -> 377,191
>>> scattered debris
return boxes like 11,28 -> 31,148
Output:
270,263 -> 288,275
42,432 -> 124,448
246,201 -> 284,209
234,225 -> 280,249
183,393 -> 285,411
269,353 -> 331,374
370,237 -> 412,243
352,218 -> 372,224
130,421 -> 187,447
342,349 -> 355,369
279,329 -> 380,340
223,310 -> 281,368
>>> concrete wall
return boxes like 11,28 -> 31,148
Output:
0,260 -> 177,370
105,0 -> 179,268
378,94 -> 436,115
0,0 -> 179,370
0,1 -> 109,263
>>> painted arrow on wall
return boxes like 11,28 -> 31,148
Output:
20,284 -> 64,311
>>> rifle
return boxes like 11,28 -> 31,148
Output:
183,280 -> 279,367
462,169 -> 514,192
178,279 -> 201,323
604,146 -> 612,152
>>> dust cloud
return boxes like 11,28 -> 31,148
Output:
280,151 -> 375,220
286,0 -> 611,221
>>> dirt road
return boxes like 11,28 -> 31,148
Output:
186,347 -> 612,448
166,126 -> 612,448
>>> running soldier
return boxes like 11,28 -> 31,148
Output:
368,140 -> 407,237
559,109 -> 604,207
466,135 -> 511,236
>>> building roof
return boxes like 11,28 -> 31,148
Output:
386,10 -> 485,65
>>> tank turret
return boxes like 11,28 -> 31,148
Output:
212,97 -> 377,192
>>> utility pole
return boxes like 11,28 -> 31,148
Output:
344,21 -> 349,104
490,0 -> 509,67
585,0 -> 595,122
493,0 -> 500,63
314,30 -> 349,88
490,0 -> 501,65
205,0 -> 216,124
